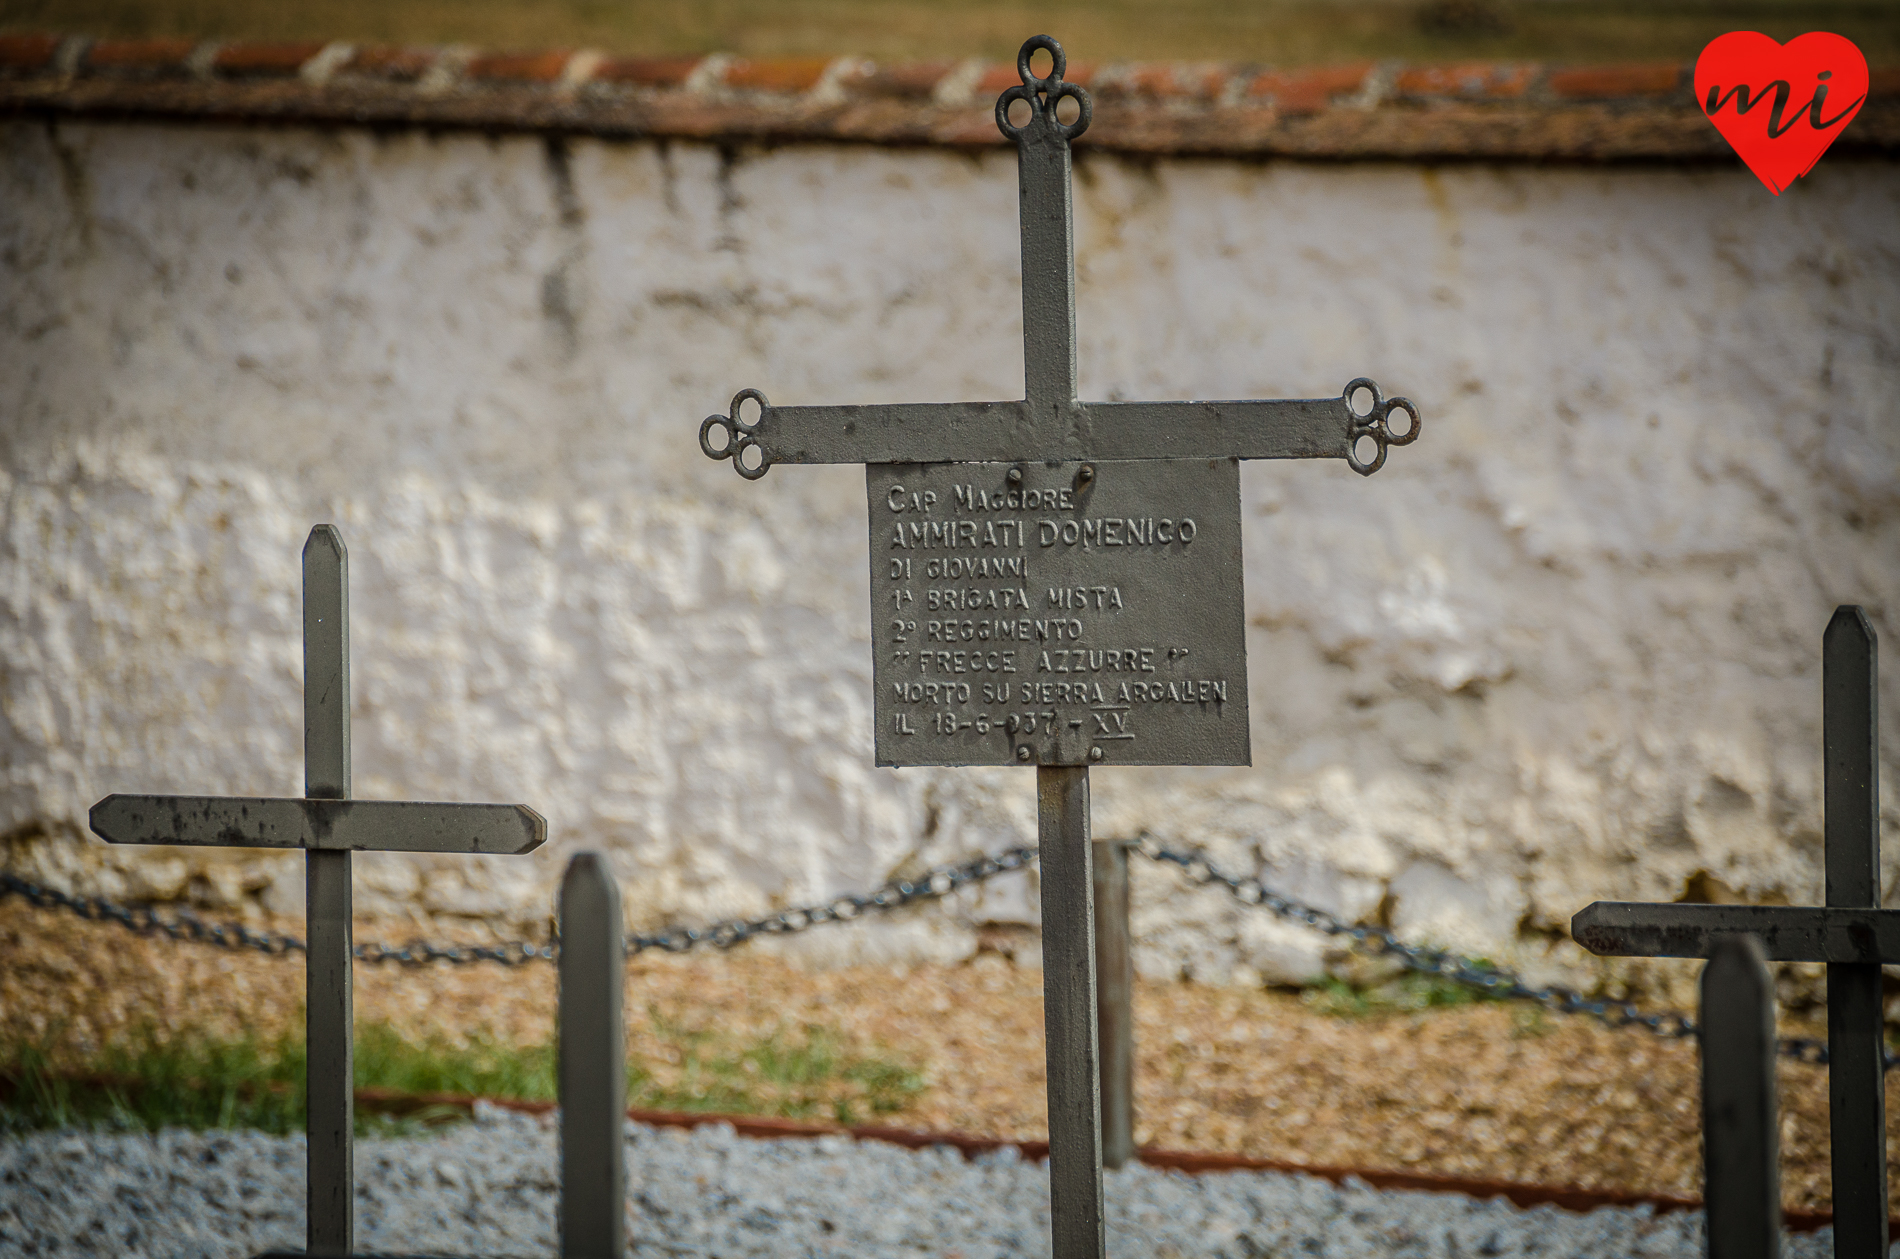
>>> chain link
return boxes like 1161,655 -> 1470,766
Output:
0,846 -> 1036,967
619,846 -> 1036,956
0,872 -> 311,956
1129,834 -> 1851,1069
1,839 -> 1869,1067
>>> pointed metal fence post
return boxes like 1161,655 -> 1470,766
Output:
1823,607 -> 1887,1258
1702,935 -> 1781,1259
561,853 -> 628,1259
1092,837 -> 1133,1170
302,526 -> 354,1256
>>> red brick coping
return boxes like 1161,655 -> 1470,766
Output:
356,1087 -> 1859,1232
2,32 -> 1896,160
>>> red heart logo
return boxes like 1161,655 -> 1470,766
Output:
1695,32 -> 1868,194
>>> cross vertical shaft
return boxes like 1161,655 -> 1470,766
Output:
1039,766 -> 1104,1259
1824,606 -> 1886,1257
303,525 -> 353,1255
1017,94 -> 1078,418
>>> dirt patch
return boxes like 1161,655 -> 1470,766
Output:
3,897 -> 1892,1213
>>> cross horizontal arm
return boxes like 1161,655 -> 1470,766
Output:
702,384 -> 1417,475
748,398 -> 1356,464
1573,901 -> 1900,964
759,400 -> 1031,465
1084,399 -> 1360,461
90,795 -> 547,855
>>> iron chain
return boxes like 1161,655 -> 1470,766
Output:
0,846 -> 1036,967
620,846 -> 1036,955
0,840 -> 1866,1066
1130,834 -> 1847,1069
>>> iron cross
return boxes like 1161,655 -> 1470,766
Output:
702,36 -> 1418,773
699,35 -> 1420,1259
88,525 -> 547,1257
1573,606 -> 1890,1258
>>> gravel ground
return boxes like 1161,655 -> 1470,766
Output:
0,1106 -> 1854,1259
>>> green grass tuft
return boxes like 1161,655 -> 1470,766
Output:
1,1028 -> 307,1136
1,1017 -> 924,1136
627,1010 -> 925,1126
1299,969 -> 1504,1019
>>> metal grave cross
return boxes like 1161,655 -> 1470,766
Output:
88,525 -> 548,1257
1573,606 -> 1892,1258
699,35 -> 1421,1259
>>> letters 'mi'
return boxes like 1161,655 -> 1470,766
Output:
700,35 -> 1421,1259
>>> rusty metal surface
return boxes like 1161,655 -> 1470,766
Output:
868,459 -> 1249,767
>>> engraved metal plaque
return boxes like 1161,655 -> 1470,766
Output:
869,459 -> 1249,767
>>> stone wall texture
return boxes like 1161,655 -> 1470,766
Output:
3,118 -> 1896,988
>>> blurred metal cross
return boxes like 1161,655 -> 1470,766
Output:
1574,606 -> 1890,1258
89,525 -> 547,1257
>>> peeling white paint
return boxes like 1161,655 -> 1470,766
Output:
2,121 -> 1896,985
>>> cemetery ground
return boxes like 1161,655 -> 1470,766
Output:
3,897 -> 1897,1220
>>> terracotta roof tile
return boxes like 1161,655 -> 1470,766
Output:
343,45 -> 437,81
85,37 -> 197,73
0,33 -> 62,72
976,63 -> 1020,96
1393,62 -> 1538,100
594,55 -> 701,89
1547,63 -> 1684,101
466,50 -> 572,83
723,57 -> 832,94
2,32 -> 1894,163
976,59 -> 1094,95
1247,64 -> 1372,115
212,41 -> 327,77
1098,63 -> 1227,102
1058,61 -> 1094,87
850,61 -> 955,101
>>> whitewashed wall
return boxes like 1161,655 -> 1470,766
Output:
3,119 -> 1896,985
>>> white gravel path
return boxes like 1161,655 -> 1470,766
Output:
0,1104 -> 1849,1258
